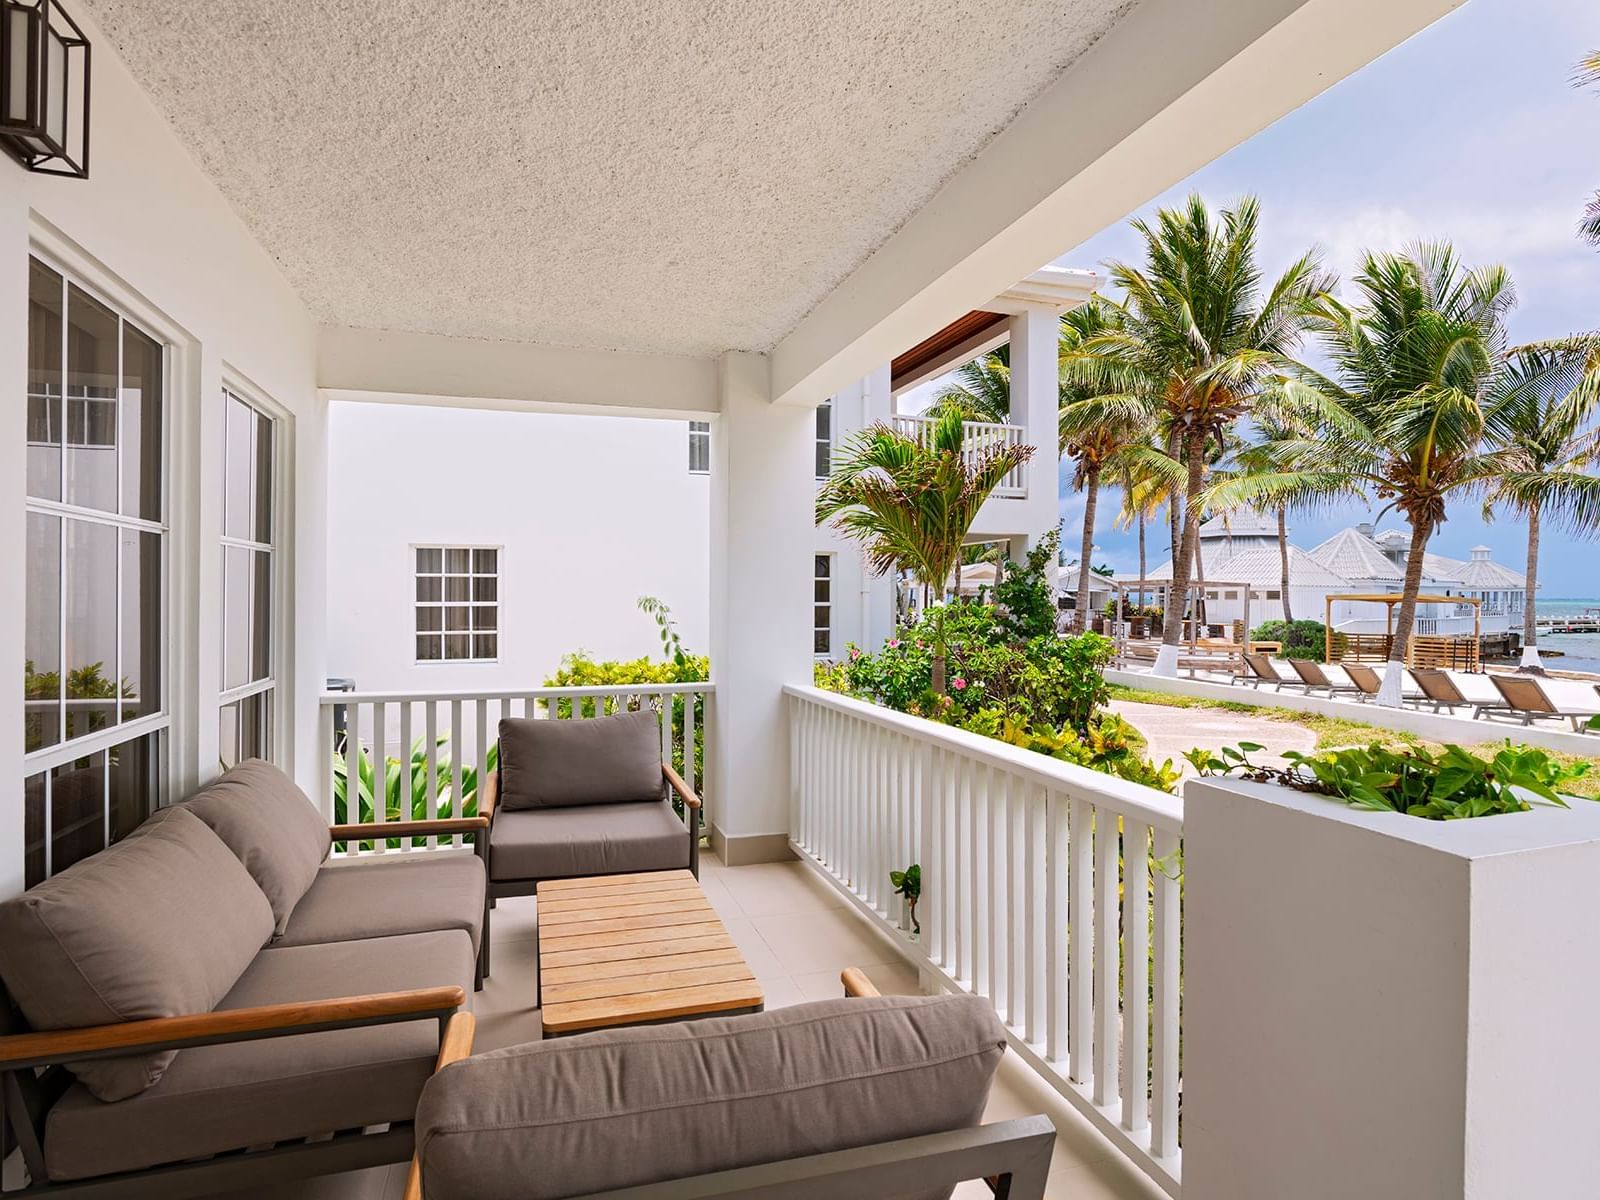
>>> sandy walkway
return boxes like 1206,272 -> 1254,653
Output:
1109,698 -> 1318,776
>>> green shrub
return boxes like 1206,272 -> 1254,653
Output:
993,529 -> 1060,642
1250,619 -> 1332,660
1188,740 -> 1593,819
333,735 -> 488,850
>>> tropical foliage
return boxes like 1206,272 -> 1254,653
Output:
816,411 -> 1033,692
926,347 -> 1011,423
1060,195 -> 1331,651
991,528 -> 1061,643
1580,50 -> 1600,248
1188,740 -> 1592,820
1249,619 -> 1336,662
333,735 -> 488,850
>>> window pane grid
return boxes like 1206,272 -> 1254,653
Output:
220,388 -> 276,761
814,554 -> 832,656
24,257 -> 168,880
416,546 -> 499,662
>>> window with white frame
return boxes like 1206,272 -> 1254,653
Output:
23,256 -> 167,887
815,398 -> 833,479
219,388 -> 278,769
416,547 -> 498,662
814,554 -> 833,655
688,420 -> 710,474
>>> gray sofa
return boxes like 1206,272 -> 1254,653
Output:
485,708 -> 702,909
406,973 -> 1054,1200
0,759 -> 486,1197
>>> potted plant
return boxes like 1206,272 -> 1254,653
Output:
1181,739 -> 1600,1198
889,863 -> 920,939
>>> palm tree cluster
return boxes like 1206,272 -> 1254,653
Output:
1062,193 -> 1600,700
1579,50 -> 1600,249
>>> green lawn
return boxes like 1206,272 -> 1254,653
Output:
1108,683 -> 1600,799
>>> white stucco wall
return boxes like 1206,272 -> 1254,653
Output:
324,402 -> 710,694
1,8 -> 321,896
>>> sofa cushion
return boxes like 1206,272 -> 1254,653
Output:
277,852 -> 487,955
44,929 -> 474,1182
498,710 -> 663,810
489,801 -> 688,882
0,807 -> 273,1102
416,993 -> 1006,1200
184,759 -> 331,936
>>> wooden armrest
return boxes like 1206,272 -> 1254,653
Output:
480,767 -> 497,819
662,762 -> 702,810
405,1011 -> 476,1200
841,967 -> 881,999
330,817 -> 490,840
0,987 -> 466,1072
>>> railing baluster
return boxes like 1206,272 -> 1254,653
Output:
1009,775 -> 1025,1030
475,699 -> 488,828
1026,781 -> 1045,1047
1046,788 -> 1067,1064
1123,818 -> 1152,1135
973,765 -> 992,999
1093,804 -> 1119,1107
370,701 -> 386,854
1151,825 -> 1182,1160
955,758 -> 972,987
1069,795 -> 1093,1084
424,701 -> 438,851
344,702 -> 363,858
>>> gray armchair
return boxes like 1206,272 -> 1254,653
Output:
404,972 -> 1052,1200
482,709 -> 701,972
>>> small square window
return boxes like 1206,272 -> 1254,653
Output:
416,546 -> 499,662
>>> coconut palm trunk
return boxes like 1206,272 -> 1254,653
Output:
1075,463 -> 1101,632
1276,506 -> 1294,624
1379,520 -> 1433,706
1520,503 -> 1544,672
1159,432 -> 1205,669
1137,511 -> 1147,610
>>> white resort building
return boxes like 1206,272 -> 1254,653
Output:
1134,514 -> 1530,639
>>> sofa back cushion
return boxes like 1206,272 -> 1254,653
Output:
415,993 -> 1007,1200
0,807 -> 273,1101
497,709 -> 663,810
184,759 -> 330,935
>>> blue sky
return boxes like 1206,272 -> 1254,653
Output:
1050,0 -> 1600,596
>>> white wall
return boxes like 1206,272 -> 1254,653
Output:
1,9 -> 320,896
325,402 -> 709,694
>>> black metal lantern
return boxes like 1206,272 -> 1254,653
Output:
0,0 -> 89,178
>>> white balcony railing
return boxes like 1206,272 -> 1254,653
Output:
317,682 -> 714,854
786,685 -> 1184,1196
890,414 -> 1028,498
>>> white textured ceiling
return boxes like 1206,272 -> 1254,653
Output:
86,0 -> 1132,356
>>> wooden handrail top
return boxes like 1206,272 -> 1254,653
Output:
330,817 -> 489,840
0,986 -> 467,1069
662,762 -> 702,809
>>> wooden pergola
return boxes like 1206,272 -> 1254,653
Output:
1323,593 -> 1481,664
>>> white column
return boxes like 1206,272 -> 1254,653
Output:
708,353 -> 814,864
860,365 -> 899,649
1006,305 -> 1064,549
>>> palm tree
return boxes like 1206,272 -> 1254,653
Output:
1481,340 -> 1600,671
816,410 -> 1034,692
1236,244 -> 1590,704
1060,195 -> 1330,673
926,348 -> 1011,423
1579,52 -> 1600,248
1057,301 -> 1161,630
1109,444 -> 1174,614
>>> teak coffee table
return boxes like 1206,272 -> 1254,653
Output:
535,868 -> 764,1036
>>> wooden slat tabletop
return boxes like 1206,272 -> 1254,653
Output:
538,870 -> 762,1035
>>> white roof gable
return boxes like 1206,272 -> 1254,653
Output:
1309,528 -> 1405,582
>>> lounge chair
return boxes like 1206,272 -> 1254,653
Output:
1288,658 -> 1366,699
1236,652 -> 1291,688
404,970 -> 1054,1200
1486,674 -> 1600,732
1341,663 -> 1386,702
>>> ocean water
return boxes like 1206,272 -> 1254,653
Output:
1532,599 -> 1600,676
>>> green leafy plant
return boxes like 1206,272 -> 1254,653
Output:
332,735 -> 489,850
637,595 -> 690,667
1188,740 -> 1594,820
993,528 -> 1060,642
889,863 -> 921,935
1249,620 -> 1339,661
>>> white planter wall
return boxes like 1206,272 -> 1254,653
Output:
1183,776 -> 1600,1200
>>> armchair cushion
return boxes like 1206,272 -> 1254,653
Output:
184,759 -> 332,935
0,808 -> 273,1102
43,929 -> 474,1181
488,801 -> 689,882
415,993 -> 1007,1200
498,710 -> 663,810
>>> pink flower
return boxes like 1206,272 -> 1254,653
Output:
951,677 -> 968,690
849,647 -> 861,660
887,639 -> 901,649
